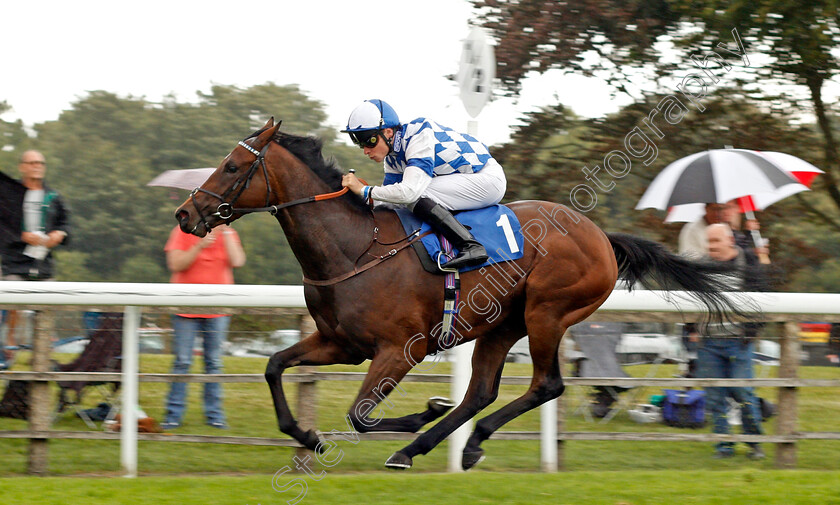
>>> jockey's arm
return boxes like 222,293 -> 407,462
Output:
365,127 -> 435,205
368,165 -> 432,205
382,172 -> 402,186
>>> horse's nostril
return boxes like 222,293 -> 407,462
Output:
176,210 -> 192,233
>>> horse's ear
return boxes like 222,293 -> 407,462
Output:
271,120 -> 283,136
261,117 -> 274,129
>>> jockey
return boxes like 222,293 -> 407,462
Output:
341,99 -> 507,270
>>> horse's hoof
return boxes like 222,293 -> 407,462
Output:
303,429 -> 326,452
384,451 -> 413,470
427,396 -> 456,416
462,448 -> 485,471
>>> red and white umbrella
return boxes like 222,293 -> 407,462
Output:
663,151 -> 823,223
636,149 -> 802,211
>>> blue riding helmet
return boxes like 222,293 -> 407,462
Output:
342,99 -> 401,151
342,99 -> 401,133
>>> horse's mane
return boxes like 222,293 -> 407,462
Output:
271,131 -> 370,212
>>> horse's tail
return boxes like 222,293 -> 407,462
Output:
607,232 -> 752,323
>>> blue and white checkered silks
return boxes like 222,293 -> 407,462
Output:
383,118 -> 494,183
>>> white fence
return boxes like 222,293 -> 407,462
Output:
2,282 -> 840,476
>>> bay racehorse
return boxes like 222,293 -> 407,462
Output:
175,118 -> 742,470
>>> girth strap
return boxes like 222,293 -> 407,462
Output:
439,236 -> 461,348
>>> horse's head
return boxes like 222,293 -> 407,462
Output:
175,117 -> 282,236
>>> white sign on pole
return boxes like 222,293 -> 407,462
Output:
457,27 -> 495,118
449,26 -> 495,472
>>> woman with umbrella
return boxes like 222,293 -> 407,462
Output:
724,200 -> 769,261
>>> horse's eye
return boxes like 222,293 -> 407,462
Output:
225,163 -> 238,173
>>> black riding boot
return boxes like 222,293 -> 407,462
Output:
412,197 -> 488,270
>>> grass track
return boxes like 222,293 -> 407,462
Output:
1,470 -> 839,505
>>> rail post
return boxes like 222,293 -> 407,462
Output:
27,309 -> 53,474
540,398 -> 558,472
121,306 -> 141,477
448,340 -> 475,472
775,321 -> 800,468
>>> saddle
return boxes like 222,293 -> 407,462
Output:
393,205 -> 524,274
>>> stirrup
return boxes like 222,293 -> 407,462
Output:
439,247 -> 488,270
436,251 -> 458,272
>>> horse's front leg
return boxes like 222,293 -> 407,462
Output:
385,335 -> 511,470
265,331 -> 360,451
345,347 -> 454,434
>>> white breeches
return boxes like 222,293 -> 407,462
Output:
419,160 -> 507,211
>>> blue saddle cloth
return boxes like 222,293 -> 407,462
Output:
394,204 -> 524,273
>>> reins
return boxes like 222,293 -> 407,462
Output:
233,186 -> 351,217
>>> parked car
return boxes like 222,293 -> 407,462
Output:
270,329 -> 301,349
616,323 -> 683,364
138,326 -> 166,354
516,323 -> 684,365
506,336 -> 531,363
226,329 -> 301,358
51,327 -> 166,356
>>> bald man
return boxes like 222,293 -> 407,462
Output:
695,222 -> 765,460
706,223 -> 738,262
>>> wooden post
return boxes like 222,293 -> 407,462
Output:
775,321 -> 800,468
27,310 -> 53,474
294,314 -> 318,465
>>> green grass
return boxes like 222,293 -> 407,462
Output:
0,470 -> 839,505
1,354 -> 839,477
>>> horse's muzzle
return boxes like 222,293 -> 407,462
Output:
176,209 -> 195,235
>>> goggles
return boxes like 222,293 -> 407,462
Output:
349,130 -> 380,149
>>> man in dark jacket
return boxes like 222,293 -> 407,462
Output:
1,150 -> 70,367
1,150 -> 71,280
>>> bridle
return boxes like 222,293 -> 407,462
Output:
188,133 -> 430,286
187,137 -> 349,234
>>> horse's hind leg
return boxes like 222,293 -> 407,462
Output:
385,334 -> 513,470
461,310 -> 570,470
346,347 -> 455,433
265,331 -> 362,451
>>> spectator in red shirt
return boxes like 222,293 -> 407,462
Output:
161,224 -> 245,430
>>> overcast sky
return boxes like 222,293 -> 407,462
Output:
0,0 -> 631,147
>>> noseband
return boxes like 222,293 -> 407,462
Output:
188,138 -> 351,234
